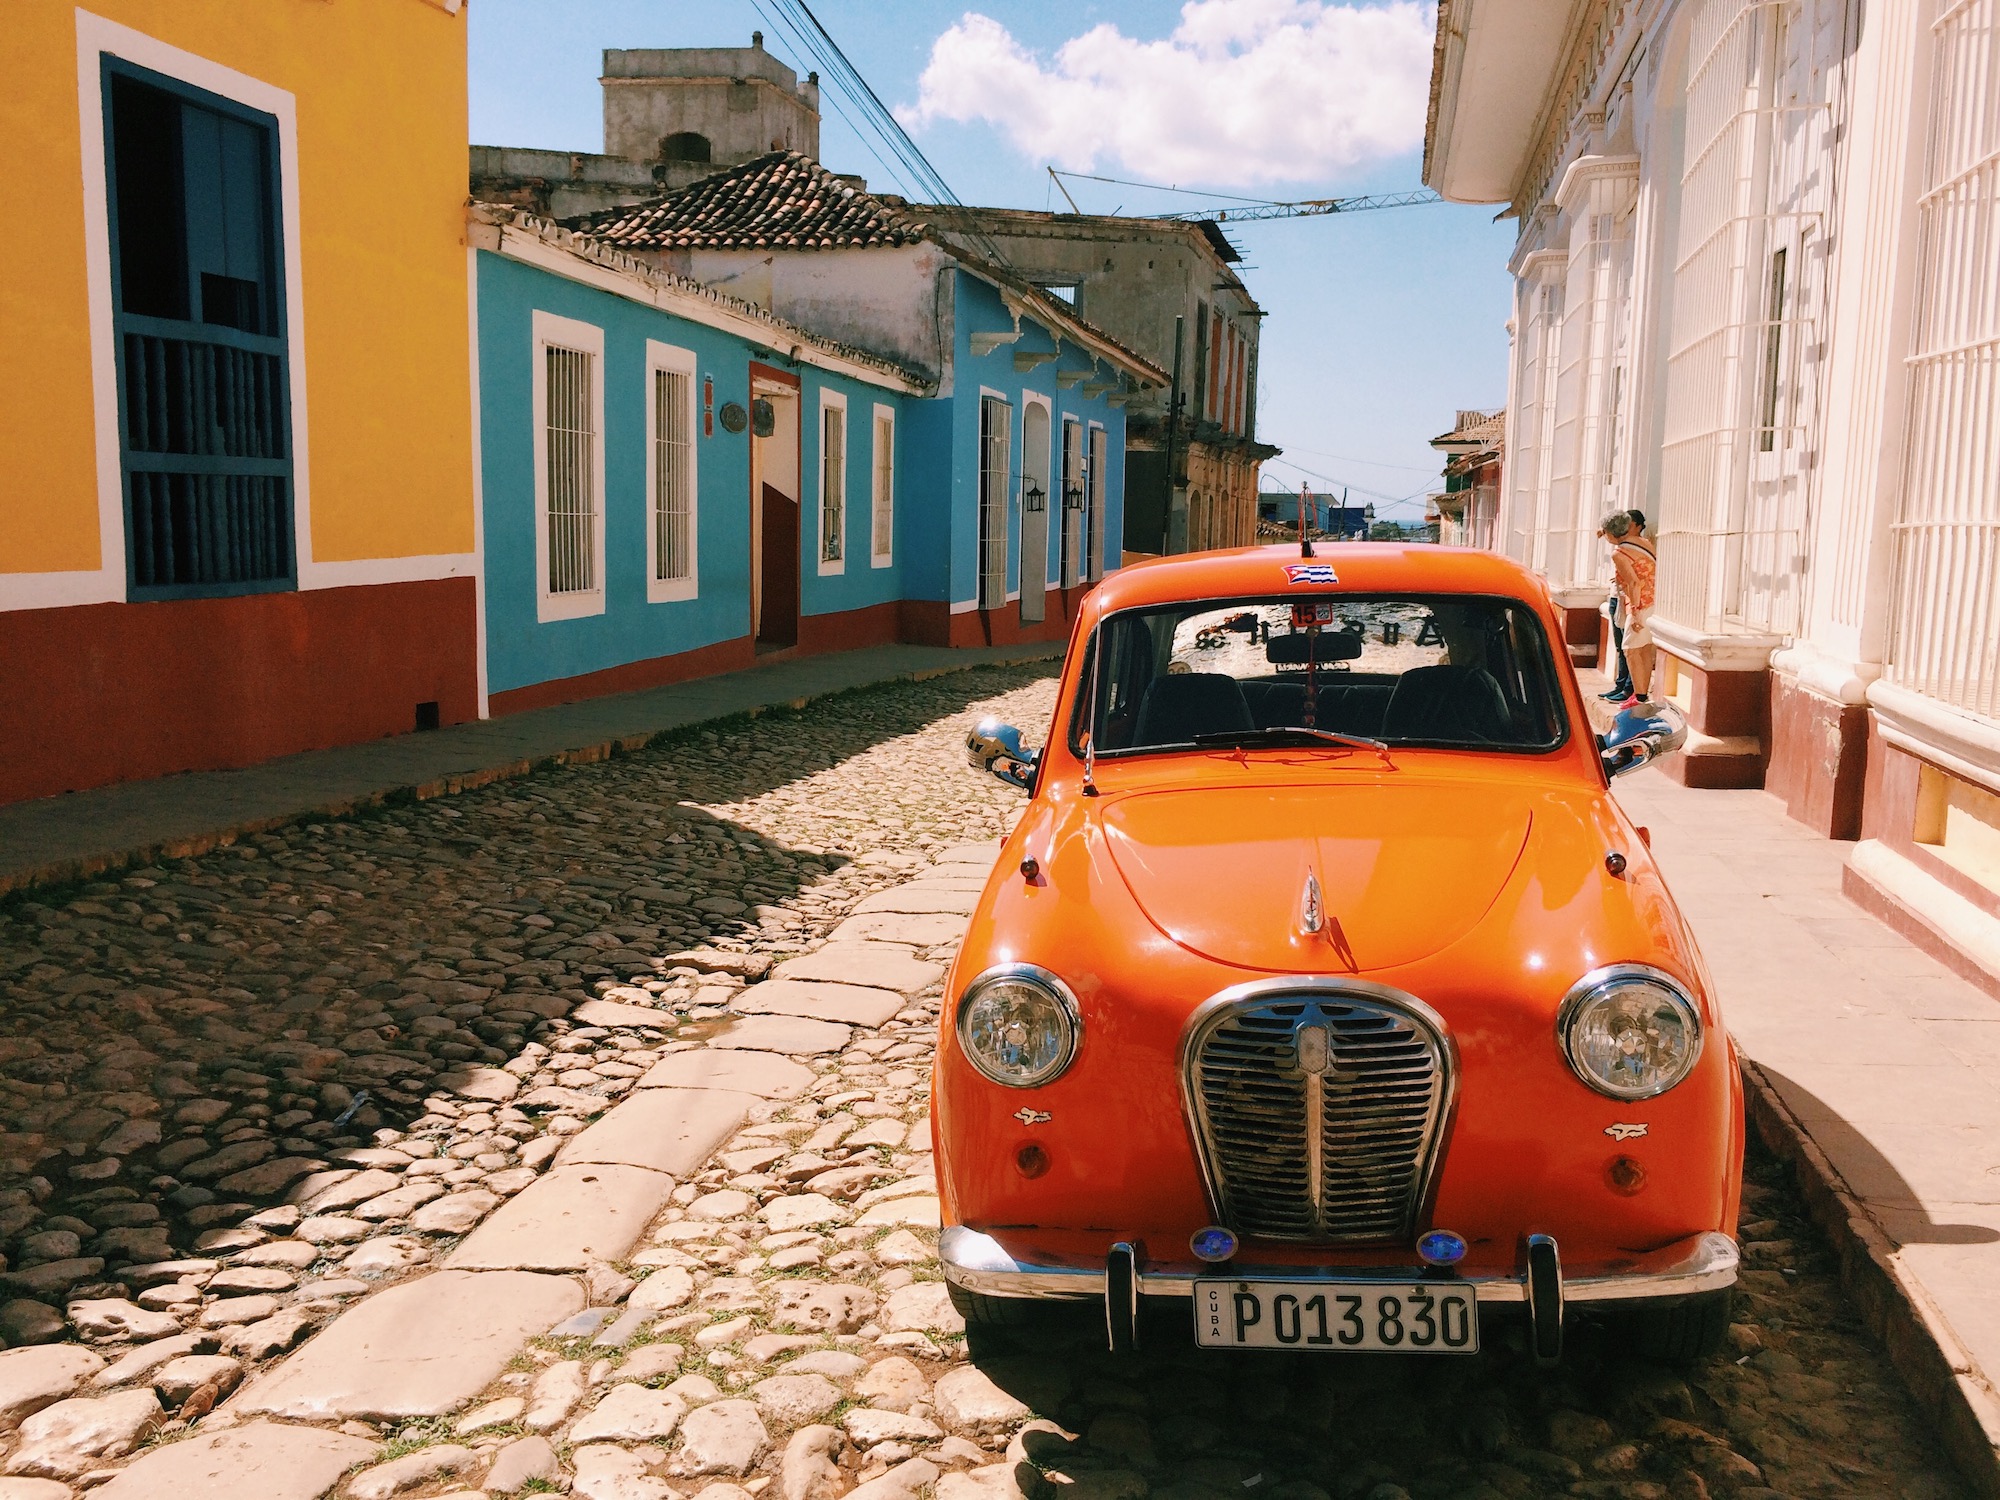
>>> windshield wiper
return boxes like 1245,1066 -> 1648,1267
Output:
1190,726 -> 1395,762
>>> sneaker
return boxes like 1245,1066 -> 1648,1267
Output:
1599,687 -> 1630,701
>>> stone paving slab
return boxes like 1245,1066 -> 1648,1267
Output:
570,998 -> 680,1031
851,887 -> 983,916
734,979 -> 909,1027
239,1271 -> 581,1421
828,911 -> 977,947
445,1164 -> 675,1272
554,1088 -> 757,1176
91,1420 -> 375,1500
712,1015 -> 852,1056
636,1050 -> 817,1098
771,945 -> 945,994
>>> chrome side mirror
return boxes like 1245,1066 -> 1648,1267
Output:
1600,702 -> 1687,779
966,717 -> 1039,792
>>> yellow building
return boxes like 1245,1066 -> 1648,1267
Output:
0,1 -> 477,804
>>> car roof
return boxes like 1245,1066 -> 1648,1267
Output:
1090,543 -> 1554,614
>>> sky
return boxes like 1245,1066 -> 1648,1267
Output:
467,0 -> 1517,519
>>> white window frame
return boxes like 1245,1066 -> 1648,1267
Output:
1087,420 -> 1108,580
645,339 -> 699,604
870,403 -> 895,568
817,388 -> 848,577
531,309 -> 606,623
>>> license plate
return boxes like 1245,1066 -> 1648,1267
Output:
1193,1279 -> 1479,1352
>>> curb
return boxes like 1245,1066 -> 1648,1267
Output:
0,647 -> 1062,904
1741,1057 -> 2000,1499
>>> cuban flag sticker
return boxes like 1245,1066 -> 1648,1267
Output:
1285,563 -> 1339,585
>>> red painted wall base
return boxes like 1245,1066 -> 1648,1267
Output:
0,578 -> 479,806
1766,673 -> 1868,839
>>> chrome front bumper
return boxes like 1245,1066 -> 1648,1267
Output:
939,1226 -> 1739,1305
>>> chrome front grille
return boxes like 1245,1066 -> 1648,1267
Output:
1183,987 -> 1451,1243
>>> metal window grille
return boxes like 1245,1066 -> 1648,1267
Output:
1657,0 -> 1830,636
107,70 -> 294,599
544,344 -> 596,595
872,413 -> 894,560
821,405 -> 845,563
1061,420 -> 1084,588
1887,0 -> 2000,717
978,396 -> 1011,609
1088,425 -> 1108,579
654,367 -> 693,584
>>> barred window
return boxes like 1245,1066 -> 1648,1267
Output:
648,342 -> 698,602
979,396 -> 1011,609
106,65 -> 294,600
820,397 -> 846,568
544,345 -> 596,594
532,311 -> 605,621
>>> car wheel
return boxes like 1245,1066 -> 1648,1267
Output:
1623,1290 -> 1732,1364
946,1282 -> 1040,1327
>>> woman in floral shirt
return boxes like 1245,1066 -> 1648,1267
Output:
1601,510 -> 1657,709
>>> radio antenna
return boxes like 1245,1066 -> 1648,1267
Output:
1300,480 -> 1315,558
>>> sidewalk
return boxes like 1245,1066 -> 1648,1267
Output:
1615,763 -> 2000,1492
0,641 -> 1061,899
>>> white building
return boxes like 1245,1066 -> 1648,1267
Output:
1426,0 -> 2000,988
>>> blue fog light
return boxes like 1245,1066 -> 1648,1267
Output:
1417,1229 -> 1468,1266
1190,1226 -> 1239,1263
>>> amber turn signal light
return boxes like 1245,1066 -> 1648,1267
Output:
1015,1143 -> 1050,1179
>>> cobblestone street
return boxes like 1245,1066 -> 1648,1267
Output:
0,664 -> 1972,1499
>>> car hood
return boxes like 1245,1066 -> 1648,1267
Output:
1099,780 -> 1534,972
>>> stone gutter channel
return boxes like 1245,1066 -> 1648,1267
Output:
0,847 -> 1030,1500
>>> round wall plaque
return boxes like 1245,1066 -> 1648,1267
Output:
751,398 -> 776,438
717,401 -> 748,433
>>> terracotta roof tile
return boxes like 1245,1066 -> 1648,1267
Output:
568,152 -> 925,251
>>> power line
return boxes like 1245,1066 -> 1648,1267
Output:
1047,168 -> 1442,224
753,0 -> 1013,266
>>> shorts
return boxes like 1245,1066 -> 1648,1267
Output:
1623,608 -> 1653,649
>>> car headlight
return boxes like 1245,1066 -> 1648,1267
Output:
1558,965 -> 1703,1100
955,964 -> 1081,1089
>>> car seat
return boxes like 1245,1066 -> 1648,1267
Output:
1133,673 -> 1255,745
1381,665 -> 1513,743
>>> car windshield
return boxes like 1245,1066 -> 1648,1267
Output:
1070,593 -> 1567,756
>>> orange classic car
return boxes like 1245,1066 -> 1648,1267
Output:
939,543 -> 1741,1363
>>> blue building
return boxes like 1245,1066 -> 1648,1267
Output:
468,207 -> 930,712
569,154 -> 1165,650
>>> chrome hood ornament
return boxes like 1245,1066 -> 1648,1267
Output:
1299,869 -> 1324,936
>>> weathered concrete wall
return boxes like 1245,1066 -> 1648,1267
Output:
664,245 -> 950,382
601,45 -> 819,167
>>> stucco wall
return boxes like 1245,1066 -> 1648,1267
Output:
476,251 -> 920,699
672,245 -> 952,384
3,0 -> 475,597
950,272 -> 1127,610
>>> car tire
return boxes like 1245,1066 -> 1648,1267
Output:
946,1282 -> 1039,1328
1625,1290 -> 1732,1364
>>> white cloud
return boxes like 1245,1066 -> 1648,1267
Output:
900,0 -> 1434,188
